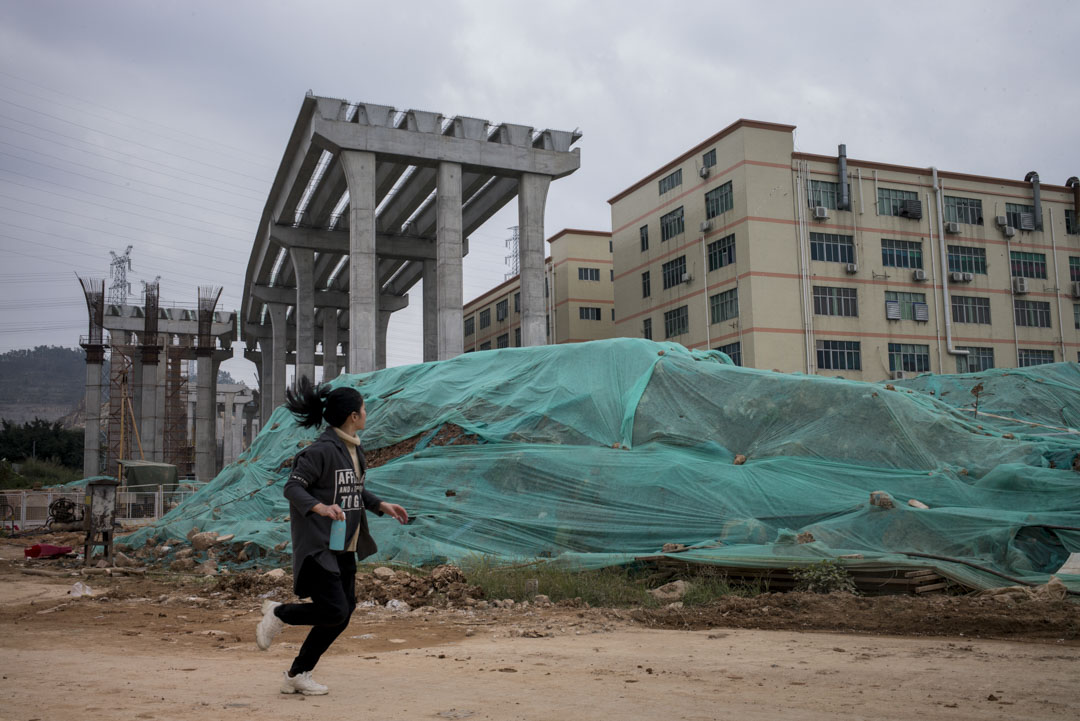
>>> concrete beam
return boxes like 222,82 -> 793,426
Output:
252,284 -> 349,309
270,225 -> 440,261
312,116 -> 581,179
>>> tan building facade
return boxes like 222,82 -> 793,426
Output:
609,120 -> 1080,380
463,229 -> 614,351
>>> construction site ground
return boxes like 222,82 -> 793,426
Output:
2,537 -> 1079,721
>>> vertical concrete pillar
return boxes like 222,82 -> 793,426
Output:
233,399 -> 244,458
139,351 -> 158,461
186,393 -> 196,446
436,161 -> 463,360
422,260 -> 438,362
82,350 -> 104,478
518,172 -> 551,346
341,150 -> 377,373
321,309 -> 339,380
376,310 -> 392,370
255,346 -> 270,427
195,353 -> 214,481
290,247 -> 316,385
266,303 -> 289,416
222,391 -> 236,465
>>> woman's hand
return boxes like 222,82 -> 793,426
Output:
379,502 -> 409,525
312,503 -> 345,521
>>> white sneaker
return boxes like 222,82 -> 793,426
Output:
280,670 -> 328,695
255,600 -> 284,650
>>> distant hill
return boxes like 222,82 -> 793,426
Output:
0,346 -> 92,424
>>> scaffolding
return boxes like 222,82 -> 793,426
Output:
104,344 -> 137,479
163,346 -> 193,476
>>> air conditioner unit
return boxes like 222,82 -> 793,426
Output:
899,199 -> 923,220
813,206 -> 829,220
944,221 -> 961,234
699,220 -> 711,233
962,272 -> 974,282
892,370 -> 908,380
699,165 -> 710,179
995,215 -> 1008,227
950,271 -> 966,282
844,262 -> 858,274
1012,276 -> 1029,294
1019,213 -> 1036,231
1003,226 -> 1016,238
1072,280 -> 1080,299
912,269 -> 927,281
681,272 -> 692,284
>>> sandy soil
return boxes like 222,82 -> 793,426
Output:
2,539 -> 1079,721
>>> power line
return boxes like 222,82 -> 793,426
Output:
0,96 -> 270,183
0,69 -> 274,169
0,117 -> 267,200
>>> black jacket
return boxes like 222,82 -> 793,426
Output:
284,427 -> 384,596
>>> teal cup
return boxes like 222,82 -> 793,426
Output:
329,518 -> 346,551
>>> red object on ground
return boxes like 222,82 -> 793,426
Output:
24,543 -> 73,559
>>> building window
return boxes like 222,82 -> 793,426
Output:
951,295 -> 991,324
947,245 -> 987,274
611,308 -> 615,321
944,196 -> 983,225
878,187 -> 918,216
640,225 -> 649,252
707,233 -> 736,270
479,341 -> 491,351
514,292 -> 520,313
709,287 -> 739,324
1006,202 -> 1035,230
705,181 -> 733,219
809,232 -> 855,263
884,291 -> 929,321
479,308 -> 490,329
661,256 -> 687,289
1075,304 -> 1080,330
496,299 -> 508,321
716,341 -> 741,365
642,317 -> 652,340
1014,299 -> 1052,328
496,333 -> 509,348
1010,251 -> 1047,279
816,340 -> 861,370
702,149 -> 716,168
1018,349 -> 1054,367
545,278 -> 549,297
813,286 -> 858,317
578,267 -> 600,282
1069,257 -> 1080,283
660,206 -> 685,241
956,347 -> 994,373
609,239 -> 613,253
610,269 -> 614,282
888,343 -> 931,373
514,328 -> 521,346
579,306 -> 602,321
1067,209 -> 1079,235
881,238 -> 923,269
663,306 -> 689,338
464,316 -> 474,336
810,180 -> 848,210
658,168 -> 683,194
641,271 -> 651,298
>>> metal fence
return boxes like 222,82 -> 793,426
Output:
0,483 -> 206,531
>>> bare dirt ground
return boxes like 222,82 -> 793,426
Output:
2,538 -> 1079,721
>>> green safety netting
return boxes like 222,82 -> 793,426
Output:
121,339 -> 1080,592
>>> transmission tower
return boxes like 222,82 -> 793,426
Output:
504,226 -> 520,280
108,245 -> 134,306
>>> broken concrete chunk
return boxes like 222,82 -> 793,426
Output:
648,580 -> 690,603
170,558 -> 195,572
796,532 -> 815,544
869,491 -> 895,509
186,527 -> 200,541
262,568 -> 287,580
733,454 -> 747,465
907,498 -> 930,510
190,532 -> 220,551
373,566 -> 396,580
197,560 -> 218,576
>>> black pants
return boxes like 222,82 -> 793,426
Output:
274,553 -> 357,675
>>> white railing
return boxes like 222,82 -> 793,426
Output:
0,483 -> 206,530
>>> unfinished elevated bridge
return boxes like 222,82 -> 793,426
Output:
243,94 -> 581,422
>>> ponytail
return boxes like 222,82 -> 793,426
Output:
284,375 -> 364,429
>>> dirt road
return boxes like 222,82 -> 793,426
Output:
2,546 -> 1079,720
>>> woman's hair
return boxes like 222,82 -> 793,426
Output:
284,376 -> 364,429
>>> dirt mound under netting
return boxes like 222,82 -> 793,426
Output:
120,339 -> 1080,592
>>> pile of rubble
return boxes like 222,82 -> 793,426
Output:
355,564 -> 484,608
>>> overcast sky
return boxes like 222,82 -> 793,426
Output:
0,0 -> 1076,385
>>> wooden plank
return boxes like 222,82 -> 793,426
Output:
914,582 -> 948,594
904,569 -> 939,578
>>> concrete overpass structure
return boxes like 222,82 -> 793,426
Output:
242,94 -> 581,421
